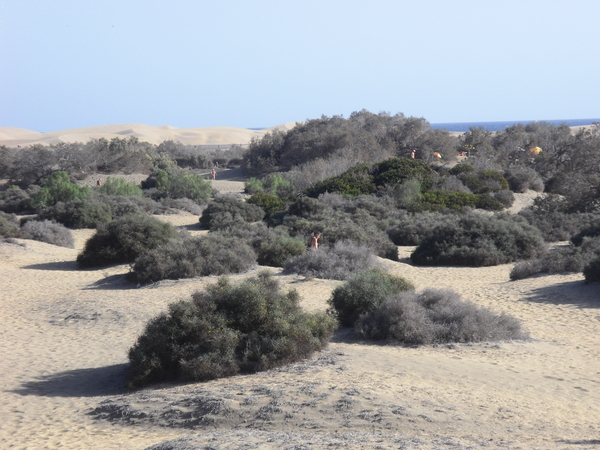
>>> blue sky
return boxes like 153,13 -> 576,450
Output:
1,0 -> 599,132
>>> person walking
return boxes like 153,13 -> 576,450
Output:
309,232 -> 321,250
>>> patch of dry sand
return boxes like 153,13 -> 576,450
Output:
1,208 -> 599,450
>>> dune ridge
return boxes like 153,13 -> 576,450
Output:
0,122 -> 298,147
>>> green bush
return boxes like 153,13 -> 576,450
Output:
38,199 -> 113,229
355,288 -> 528,344
282,241 -> 379,281
448,163 -> 475,175
199,196 -> 265,230
306,163 -> 375,197
328,268 -> 414,327
475,194 -> 505,211
130,233 -> 256,284
244,177 -> 264,194
31,171 -> 92,207
98,177 -> 143,196
127,271 -> 336,388
411,213 -> 546,266
373,158 -> 435,190
77,214 -> 179,268
257,234 -> 306,267
459,170 -> 508,194
143,168 -> 212,203
492,189 -> 515,208
247,192 -> 287,216
21,219 -> 74,248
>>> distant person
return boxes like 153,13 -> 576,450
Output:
309,232 -> 321,250
96,179 -> 101,186
410,150 -> 415,159
211,169 -> 216,180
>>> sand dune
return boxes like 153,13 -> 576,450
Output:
0,122 -> 298,147
0,184 -> 599,449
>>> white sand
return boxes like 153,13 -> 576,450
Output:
1,183 -> 599,449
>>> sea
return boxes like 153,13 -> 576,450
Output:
430,118 -> 600,132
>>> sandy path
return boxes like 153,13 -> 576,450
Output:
1,197 -> 599,449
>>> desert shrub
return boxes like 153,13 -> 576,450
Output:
282,241 -> 379,281
130,234 -> 256,284
448,163 -> 475,175
411,190 -> 478,211
373,158 -> 435,190
431,174 -> 470,194
98,177 -> 143,196
306,163 -> 375,197
459,170 -> 508,194
492,189 -> 515,208
504,166 -> 544,193
257,234 -> 306,267
583,258 -> 600,283
411,213 -> 546,266
247,193 -> 287,216
287,196 -> 330,218
262,173 -> 294,199
143,168 -> 212,203
38,199 -> 113,229
510,237 -> 600,280
20,219 -> 74,248
94,194 -> 164,218
77,214 -> 179,268
355,288 -> 528,344
160,197 -> 205,215
378,178 -> 423,208
127,271 -> 336,388
244,177 -> 264,194
30,171 -> 92,207
387,212 -> 460,246
475,194 -> 505,211
0,212 -> 23,238
0,185 -> 32,214
571,220 -> 600,246
199,196 -> 265,230
328,268 -> 414,327
519,196 -> 600,242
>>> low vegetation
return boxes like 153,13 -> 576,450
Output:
328,268 -> 415,327
356,288 -> 528,344
127,271 -> 336,388
77,214 -> 179,268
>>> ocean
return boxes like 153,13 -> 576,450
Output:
430,118 -> 600,132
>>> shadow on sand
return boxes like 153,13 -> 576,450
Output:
84,273 -> 137,290
22,261 -> 79,271
10,364 -> 129,398
523,279 -> 600,309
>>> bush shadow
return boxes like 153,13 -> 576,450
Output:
522,280 -> 600,309
22,261 -> 79,271
84,273 -> 137,290
10,364 -> 129,397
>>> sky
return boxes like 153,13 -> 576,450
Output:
1,0 -> 599,133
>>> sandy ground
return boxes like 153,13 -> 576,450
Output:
1,185 -> 599,450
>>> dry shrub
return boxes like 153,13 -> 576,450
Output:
356,288 -> 528,344
0,211 -> 23,238
282,241 -> 379,281
127,271 -> 336,388
199,196 -> 265,231
21,219 -> 74,248
130,234 -> 256,284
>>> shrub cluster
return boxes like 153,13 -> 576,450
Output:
328,268 -> 414,326
504,166 -> 544,193
77,214 -> 179,268
282,241 -> 380,281
387,212 -> 460,246
411,213 -> 546,266
20,220 -> 74,248
127,272 -> 336,388
355,288 -> 528,344
31,171 -> 92,207
510,237 -> 600,280
130,233 -> 256,284
200,196 -> 265,231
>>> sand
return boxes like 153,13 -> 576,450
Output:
1,183 -> 599,450
0,123 -> 298,148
